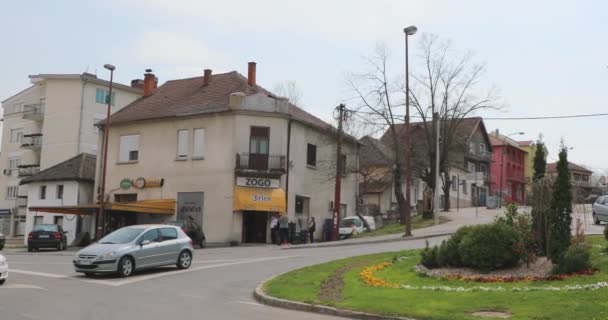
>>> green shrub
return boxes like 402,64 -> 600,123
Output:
436,226 -> 473,267
420,243 -> 439,269
554,245 -> 591,274
458,224 -> 522,271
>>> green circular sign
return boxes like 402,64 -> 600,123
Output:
120,178 -> 132,190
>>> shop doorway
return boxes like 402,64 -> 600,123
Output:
242,211 -> 268,243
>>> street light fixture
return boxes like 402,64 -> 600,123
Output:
498,131 -> 525,208
97,64 -> 115,239
403,25 -> 417,236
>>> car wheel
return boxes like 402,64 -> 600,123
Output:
27,246 -> 33,252
177,250 -> 192,270
117,256 -> 134,277
593,213 -> 600,225
0,279 -> 5,285
199,239 -> 206,249
57,242 -> 65,251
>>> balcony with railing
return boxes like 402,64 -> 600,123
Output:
235,153 -> 286,177
17,164 -> 40,177
21,133 -> 42,150
23,103 -> 45,121
465,150 -> 492,162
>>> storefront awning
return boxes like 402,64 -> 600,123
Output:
29,199 -> 176,216
233,186 -> 286,213
105,199 -> 176,215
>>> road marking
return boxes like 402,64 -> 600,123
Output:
97,255 -> 300,287
0,283 -> 46,290
8,269 -> 69,279
234,301 -> 264,307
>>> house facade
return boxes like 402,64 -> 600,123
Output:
0,73 -> 141,238
546,161 -> 593,202
489,130 -> 528,205
90,63 -> 358,244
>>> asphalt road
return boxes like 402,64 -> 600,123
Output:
0,236 -> 448,320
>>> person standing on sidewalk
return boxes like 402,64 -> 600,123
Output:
308,217 -> 316,243
270,214 -> 279,244
279,214 -> 289,245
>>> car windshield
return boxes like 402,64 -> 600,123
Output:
340,219 -> 361,228
33,224 -> 59,232
98,227 -> 146,244
166,221 -> 185,228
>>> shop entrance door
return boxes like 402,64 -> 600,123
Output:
243,211 -> 268,243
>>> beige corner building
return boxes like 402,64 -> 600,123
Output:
93,63 -> 358,244
0,73 -> 142,239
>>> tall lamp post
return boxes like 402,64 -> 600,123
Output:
403,25 -> 417,236
97,63 -> 115,239
498,131 -> 524,208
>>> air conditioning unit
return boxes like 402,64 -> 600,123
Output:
3,169 -> 11,176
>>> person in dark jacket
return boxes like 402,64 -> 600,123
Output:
308,217 -> 316,243
279,214 -> 289,245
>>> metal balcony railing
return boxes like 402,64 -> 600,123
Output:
21,133 -> 42,150
235,153 -> 286,172
17,164 -> 40,177
465,150 -> 492,161
23,104 -> 45,121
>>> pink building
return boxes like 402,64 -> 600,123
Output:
489,131 -> 528,205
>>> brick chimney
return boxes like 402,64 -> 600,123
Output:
203,69 -> 212,86
143,69 -> 157,97
247,62 -> 256,86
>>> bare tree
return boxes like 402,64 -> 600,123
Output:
346,44 -> 411,234
274,80 -> 303,107
408,34 -> 501,211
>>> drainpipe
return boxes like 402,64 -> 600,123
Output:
77,76 -> 89,154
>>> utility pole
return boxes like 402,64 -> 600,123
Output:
403,25 -> 417,237
433,112 -> 440,225
332,104 -> 346,241
97,64 -> 115,239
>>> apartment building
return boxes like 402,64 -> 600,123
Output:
64,63 -> 358,244
489,130 -> 528,205
0,73 -> 142,238
546,161 -> 593,201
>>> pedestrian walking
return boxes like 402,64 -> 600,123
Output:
270,214 -> 279,244
308,217 -> 316,243
279,214 -> 289,245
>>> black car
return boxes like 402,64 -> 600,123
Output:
167,219 -> 206,248
28,224 -> 68,252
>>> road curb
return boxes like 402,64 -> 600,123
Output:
253,278 -> 416,320
281,232 -> 454,250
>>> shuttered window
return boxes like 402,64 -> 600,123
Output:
177,130 -> 189,159
119,135 -> 139,162
193,128 -> 205,159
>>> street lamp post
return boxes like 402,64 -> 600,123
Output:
97,63 -> 115,239
403,25 -> 417,236
498,131 -> 524,208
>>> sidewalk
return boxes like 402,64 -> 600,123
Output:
283,206 -> 501,250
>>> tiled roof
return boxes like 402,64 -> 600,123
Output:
489,132 -> 528,152
359,136 -> 394,167
105,71 -> 335,133
20,153 -> 96,185
546,161 -> 593,174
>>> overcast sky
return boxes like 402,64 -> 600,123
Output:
1,0 -> 606,173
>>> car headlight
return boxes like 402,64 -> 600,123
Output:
98,252 -> 116,260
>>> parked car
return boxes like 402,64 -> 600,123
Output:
166,218 -> 206,248
585,194 -> 601,204
28,224 -> 68,252
73,225 -> 194,277
339,216 -> 376,239
0,232 -> 5,250
0,253 -> 7,285
593,196 -> 608,224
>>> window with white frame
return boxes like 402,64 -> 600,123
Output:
479,143 -> 486,155
10,128 -> 23,143
6,186 -> 18,199
176,130 -> 189,160
40,185 -> 46,200
451,176 -> 457,191
95,88 -> 115,105
119,135 -> 140,162
8,157 -> 20,170
193,128 -> 205,159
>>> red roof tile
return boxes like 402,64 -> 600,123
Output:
546,161 -> 593,174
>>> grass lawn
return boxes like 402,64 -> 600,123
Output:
354,215 -> 451,238
264,235 -> 608,320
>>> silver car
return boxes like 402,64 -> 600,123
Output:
593,196 -> 608,224
73,225 -> 194,277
